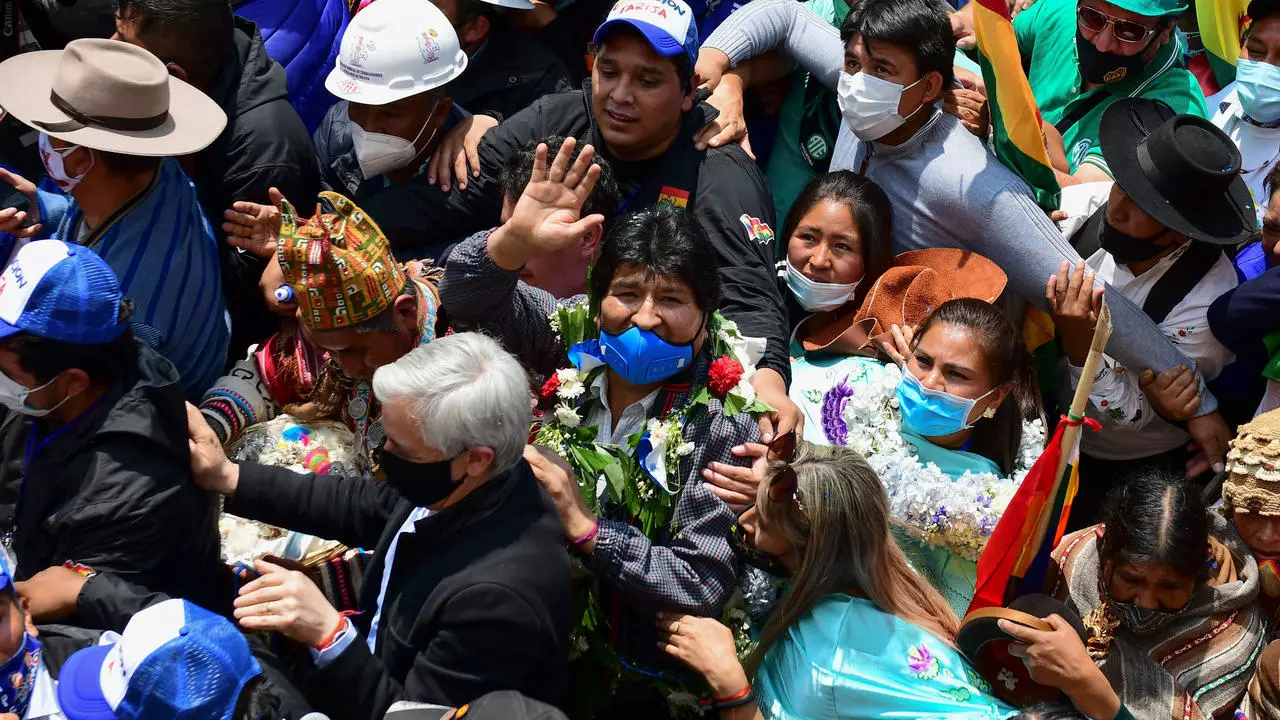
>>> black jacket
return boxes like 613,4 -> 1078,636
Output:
0,341 -> 230,621
361,81 -> 790,380
193,17 -> 322,361
455,19 -> 575,121
225,459 -> 571,720
313,100 -> 470,199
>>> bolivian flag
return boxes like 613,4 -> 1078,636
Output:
1196,0 -> 1250,92
972,0 -> 1060,211
968,414 -> 1091,613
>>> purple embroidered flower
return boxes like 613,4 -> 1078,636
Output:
907,644 -> 936,677
820,377 -> 855,445
976,494 -> 992,508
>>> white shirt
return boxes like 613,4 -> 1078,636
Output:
1062,243 -> 1239,460
583,371 -> 661,446
25,661 -> 63,720
1210,83 -> 1280,228
311,506 -> 433,667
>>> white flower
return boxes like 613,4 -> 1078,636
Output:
553,403 -> 581,428
555,368 -> 585,399
676,442 -> 695,456
819,360 -> 1044,561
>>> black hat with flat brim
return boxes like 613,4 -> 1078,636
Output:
1099,97 -> 1255,245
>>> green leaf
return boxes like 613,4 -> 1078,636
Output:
690,386 -> 710,407
723,392 -> 747,416
743,399 -> 775,415
601,461 -> 628,505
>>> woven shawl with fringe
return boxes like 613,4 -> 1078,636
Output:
1051,513 -> 1265,720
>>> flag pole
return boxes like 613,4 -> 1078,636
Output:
1013,302 -> 1113,573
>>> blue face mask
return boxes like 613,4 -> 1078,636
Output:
0,633 -> 41,718
895,370 -> 995,437
599,326 -> 695,386
1237,58 -> 1280,123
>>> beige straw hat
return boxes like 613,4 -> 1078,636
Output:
1223,409 -> 1280,516
0,38 -> 226,157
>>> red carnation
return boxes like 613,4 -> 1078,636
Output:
540,373 -> 562,401
708,356 -> 744,397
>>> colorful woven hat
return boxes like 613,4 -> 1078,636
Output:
794,248 -> 1007,355
1223,409 -> 1280,516
278,191 -> 406,331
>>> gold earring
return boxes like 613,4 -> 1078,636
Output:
982,407 -> 996,419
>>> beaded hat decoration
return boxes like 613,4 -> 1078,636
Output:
277,191 -> 406,331
1223,408 -> 1280,516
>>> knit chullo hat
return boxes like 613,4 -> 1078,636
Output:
1223,409 -> 1280,515
277,191 -> 406,332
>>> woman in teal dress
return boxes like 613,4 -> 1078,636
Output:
659,441 -> 1127,719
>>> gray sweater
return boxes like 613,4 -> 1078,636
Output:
703,0 -> 1220,413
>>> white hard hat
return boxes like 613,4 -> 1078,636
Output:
481,0 -> 537,9
325,0 -> 468,106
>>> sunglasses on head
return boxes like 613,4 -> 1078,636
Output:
1077,5 -> 1158,44
765,431 -> 806,515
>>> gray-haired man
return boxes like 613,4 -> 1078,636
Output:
185,332 -> 571,720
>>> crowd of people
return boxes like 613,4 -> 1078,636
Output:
0,0 -> 1274,717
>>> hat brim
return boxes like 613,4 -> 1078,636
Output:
57,644 -> 118,720
593,19 -> 686,59
0,319 -> 23,341
0,50 -> 227,157
323,51 -> 468,106
1101,104 -> 1255,245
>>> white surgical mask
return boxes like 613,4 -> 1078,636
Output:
783,259 -> 860,311
38,133 -> 93,193
0,369 -> 65,418
351,98 -> 443,179
836,71 -> 925,141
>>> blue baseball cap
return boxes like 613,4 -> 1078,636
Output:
0,240 -> 127,345
57,599 -> 262,720
592,0 -> 700,69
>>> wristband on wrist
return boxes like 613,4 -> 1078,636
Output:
700,685 -> 753,710
571,519 -> 600,549
312,615 -> 349,651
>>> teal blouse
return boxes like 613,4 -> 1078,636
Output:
755,594 -> 1018,719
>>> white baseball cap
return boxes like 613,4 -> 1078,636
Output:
326,0 -> 468,106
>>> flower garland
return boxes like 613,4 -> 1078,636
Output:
536,304 -> 771,534
806,361 -> 1046,562
539,302 -> 770,717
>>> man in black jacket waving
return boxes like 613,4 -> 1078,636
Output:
184,332 -> 571,720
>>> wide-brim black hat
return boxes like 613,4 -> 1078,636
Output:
1100,97 -> 1255,245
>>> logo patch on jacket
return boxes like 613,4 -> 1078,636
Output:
657,186 -> 689,210
62,561 -> 95,577
739,214 -> 775,246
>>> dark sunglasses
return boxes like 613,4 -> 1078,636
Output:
765,431 -> 806,515
1077,5 -> 1158,44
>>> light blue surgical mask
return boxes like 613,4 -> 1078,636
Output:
895,370 -> 996,437
598,325 -> 695,386
1237,58 -> 1280,123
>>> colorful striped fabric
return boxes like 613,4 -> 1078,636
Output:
1198,0 -> 1251,90
968,415 -> 1085,613
972,0 -> 1061,211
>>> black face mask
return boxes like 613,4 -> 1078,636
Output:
1098,217 -> 1168,265
380,450 -> 460,507
1075,30 -> 1148,85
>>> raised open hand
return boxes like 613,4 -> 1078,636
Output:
223,187 -> 288,259
487,138 -> 605,271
